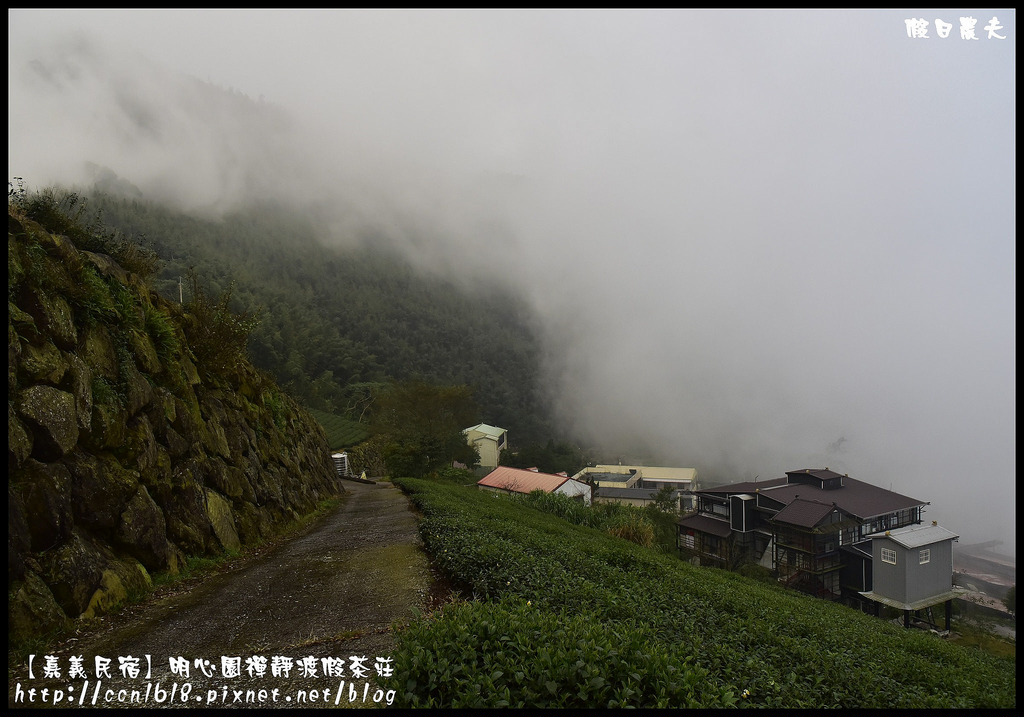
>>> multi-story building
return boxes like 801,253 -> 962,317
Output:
572,465 -> 699,511
677,468 -> 928,604
464,423 -> 508,469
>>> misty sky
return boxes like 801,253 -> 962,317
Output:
8,10 -> 1016,551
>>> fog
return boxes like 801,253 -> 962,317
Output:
8,10 -> 1015,552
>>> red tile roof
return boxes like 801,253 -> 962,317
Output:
478,466 -> 571,494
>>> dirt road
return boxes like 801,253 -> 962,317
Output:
8,480 -> 434,709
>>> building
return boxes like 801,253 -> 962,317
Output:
478,466 -> 591,505
573,465 -> 699,511
464,423 -> 508,469
859,522 -> 961,630
594,486 -> 693,510
677,469 -> 928,604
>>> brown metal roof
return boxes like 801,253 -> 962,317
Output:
696,471 -> 926,520
771,498 -> 836,528
678,514 -> 733,538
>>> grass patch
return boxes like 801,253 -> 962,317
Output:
950,620 -> 1016,659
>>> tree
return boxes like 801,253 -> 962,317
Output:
1004,585 -> 1015,616
369,380 -> 480,478
652,485 -> 680,514
500,439 -> 588,476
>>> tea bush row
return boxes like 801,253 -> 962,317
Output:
389,478 -> 1015,709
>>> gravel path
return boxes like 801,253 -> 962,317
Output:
8,480 -> 435,709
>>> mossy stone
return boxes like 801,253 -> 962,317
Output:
16,385 -> 79,460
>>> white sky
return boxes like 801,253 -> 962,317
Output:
8,9 -> 1016,551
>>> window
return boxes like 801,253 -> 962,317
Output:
919,548 -> 930,565
881,547 -> 897,565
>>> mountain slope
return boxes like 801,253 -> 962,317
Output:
80,192 -> 553,443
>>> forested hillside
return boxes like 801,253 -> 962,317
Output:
79,193 -> 553,443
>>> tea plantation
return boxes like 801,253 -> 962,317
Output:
386,478 -> 1016,709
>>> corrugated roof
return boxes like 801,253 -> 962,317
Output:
678,514 -> 733,538
866,523 -> 959,549
465,423 -> 506,439
771,498 -> 837,528
860,587 -> 967,611
478,466 -> 569,494
697,471 -> 926,520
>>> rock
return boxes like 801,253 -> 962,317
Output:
200,398 -> 232,459
89,401 -> 128,450
180,355 -> 200,385
17,459 -> 74,552
16,385 -> 79,460
120,356 -> 154,416
162,425 -> 190,458
40,531 -> 106,617
234,502 -> 274,545
123,415 -> 158,474
33,291 -> 78,350
204,459 -> 254,503
8,570 -> 71,646
10,301 -> 38,345
79,325 -> 119,380
128,328 -> 161,375
118,486 -> 171,571
18,339 -> 69,385
81,560 -> 152,620
205,488 -> 241,553
171,396 -> 201,444
154,476 -> 215,555
62,353 -> 93,432
8,404 -> 33,470
66,451 -> 138,533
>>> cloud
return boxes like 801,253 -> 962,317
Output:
7,9 -> 1015,552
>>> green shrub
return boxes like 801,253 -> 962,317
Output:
91,376 -> 123,408
736,562 -> 775,584
144,304 -> 180,363
605,511 -> 655,548
183,269 -> 261,380
69,264 -> 119,326
387,598 -> 737,709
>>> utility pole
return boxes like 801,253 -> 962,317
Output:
179,276 -> 183,304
